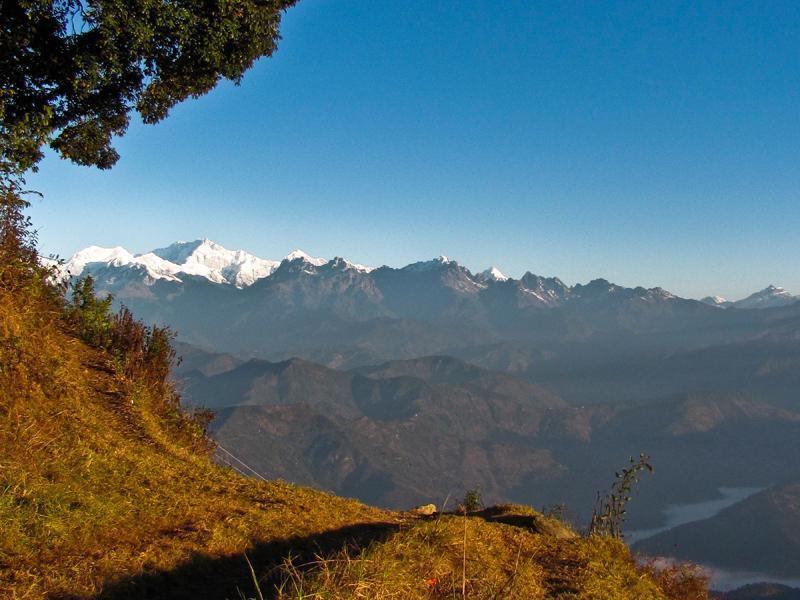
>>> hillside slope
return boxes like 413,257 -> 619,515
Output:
0,266 -> 389,599
182,354 -> 569,508
0,249 -> 707,599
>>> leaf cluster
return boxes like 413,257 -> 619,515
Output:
1,0 -> 297,181
461,488 -> 484,513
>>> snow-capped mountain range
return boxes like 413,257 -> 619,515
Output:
44,238 -> 800,373
51,239 -> 373,289
51,239 -> 796,310
700,285 -> 800,310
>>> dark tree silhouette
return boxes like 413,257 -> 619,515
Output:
1,0 -> 298,183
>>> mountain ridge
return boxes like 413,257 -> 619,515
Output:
54,239 -> 797,307
701,285 -> 800,309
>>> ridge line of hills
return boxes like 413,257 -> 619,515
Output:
49,238 -> 798,308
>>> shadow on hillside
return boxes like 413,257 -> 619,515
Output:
470,505 -> 577,540
469,505 -> 544,527
63,521 -> 399,600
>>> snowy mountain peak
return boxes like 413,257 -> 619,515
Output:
66,246 -> 135,276
764,284 -> 786,294
60,239 -> 280,288
700,286 -> 798,310
328,257 -> 375,273
403,256 -> 458,272
700,295 -> 731,307
284,249 -> 327,266
56,245 -> 181,283
152,239 -> 209,264
479,266 -> 509,282
151,239 -> 279,287
734,285 -> 797,309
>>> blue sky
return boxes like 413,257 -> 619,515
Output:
27,0 -> 799,299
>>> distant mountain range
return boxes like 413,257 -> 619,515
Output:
54,238 -> 795,307
176,346 -> 800,512
714,583 -> 800,600
701,285 -> 800,310
47,239 -> 800,375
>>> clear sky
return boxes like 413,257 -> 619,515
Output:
26,0 -> 800,300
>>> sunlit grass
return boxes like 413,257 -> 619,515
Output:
273,506 -> 708,600
0,276 -> 390,598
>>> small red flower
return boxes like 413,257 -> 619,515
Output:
425,577 -> 438,587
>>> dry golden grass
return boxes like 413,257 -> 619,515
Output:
0,271 -> 708,599
274,505 -> 706,599
0,280 -> 394,599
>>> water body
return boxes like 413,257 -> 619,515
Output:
708,566 -> 800,592
627,486 -> 763,544
628,486 -> 800,592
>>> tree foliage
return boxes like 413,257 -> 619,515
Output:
0,181 -> 60,299
0,185 -> 38,274
68,275 -> 113,346
1,0 -> 298,182
68,275 -> 177,387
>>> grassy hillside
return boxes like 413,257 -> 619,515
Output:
275,505 -> 706,599
0,220 -> 709,598
0,249 -> 390,598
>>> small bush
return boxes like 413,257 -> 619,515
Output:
68,276 -> 114,347
69,277 -> 175,388
589,453 -> 653,539
643,560 -> 710,600
461,489 -> 483,513
542,502 -> 567,522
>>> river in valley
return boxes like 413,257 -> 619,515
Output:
628,486 -> 800,591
